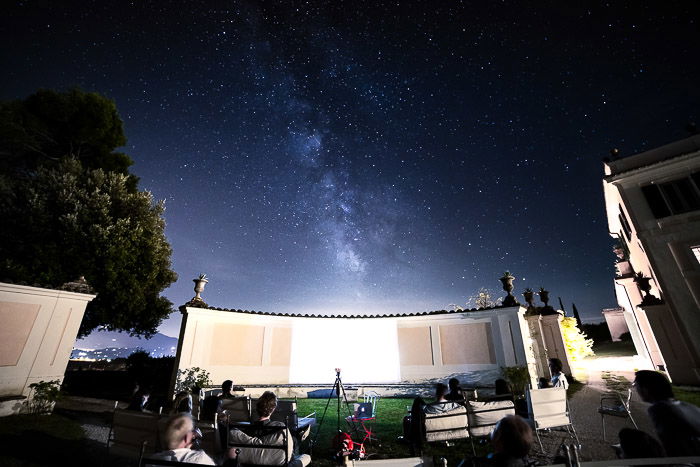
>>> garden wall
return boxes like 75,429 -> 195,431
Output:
172,305 -> 535,396
0,282 -> 95,416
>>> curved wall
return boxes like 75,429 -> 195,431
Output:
173,305 -> 532,390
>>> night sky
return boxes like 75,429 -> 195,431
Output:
2,1 -> 699,337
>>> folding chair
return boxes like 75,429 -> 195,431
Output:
345,391 -> 380,445
271,398 -> 316,442
423,402 -> 469,443
196,412 -> 222,455
228,420 -> 293,466
221,396 -> 252,423
598,388 -> 637,441
466,399 -> 515,455
526,386 -> 580,453
138,439 -> 214,467
108,407 -> 163,458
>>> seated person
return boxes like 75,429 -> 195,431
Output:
549,358 -> 569,389
424,383 -> 463,414
220,380 -> 236,400
484,378 -> 515,402
127,387 -> 151,412
149,413 -> 216,465
488,415 -> 536,467
537,377 -> 550,389
634,370 -> 700,456
200,394 -> 222,422
445,378 -> 465,401
229,391 -> 311,467
172,390 -> 193,414
495,379 -> 511,395
617,427 -> 666,460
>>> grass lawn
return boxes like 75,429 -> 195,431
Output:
590,340 -> 636,358
674,387 -> 700,406
296,397 -> 486,466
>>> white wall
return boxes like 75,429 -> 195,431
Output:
602,308 -> 629,341
0,283 -> 95,416
172,305 -> 533,395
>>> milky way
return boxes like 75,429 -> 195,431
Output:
2,1 -> 699,335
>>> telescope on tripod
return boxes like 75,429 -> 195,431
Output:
309,368 -> 365,460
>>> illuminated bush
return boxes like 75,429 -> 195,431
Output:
561,317 -> 594,362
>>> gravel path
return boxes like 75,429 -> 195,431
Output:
531,356 -> 655,464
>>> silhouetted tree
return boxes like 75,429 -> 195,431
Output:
0,89 -> 177,337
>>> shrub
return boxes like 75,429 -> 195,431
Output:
561,316 -> 594,362
501,366 -> 530,397
24,380 -> 61,414
175,367 -> 211,393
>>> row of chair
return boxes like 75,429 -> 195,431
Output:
416,386 -> 579,456
214,396 -> 316,434
108,396 -> 315,460
137,419 -> 296,467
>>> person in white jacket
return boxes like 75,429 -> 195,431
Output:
548,358 -> 569,390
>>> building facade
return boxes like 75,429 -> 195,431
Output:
603,134 -> 700,384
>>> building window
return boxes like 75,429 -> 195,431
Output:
618,205 -> 632,240
692,246 -> 700,265
641,184 -> 671,218
641,172 -> 700,218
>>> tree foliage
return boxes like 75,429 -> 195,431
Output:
0,89 -> 176,337
0,88 -> 137,188
466,287 -> 502,309
561,316 -> 595,362
175,367 -> 212,393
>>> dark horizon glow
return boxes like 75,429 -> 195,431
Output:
2,2 -> 698,338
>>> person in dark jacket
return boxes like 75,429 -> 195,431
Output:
633,370 -> 700,457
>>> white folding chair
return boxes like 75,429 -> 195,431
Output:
467,399 -> 515,455
526,386 -> 580,453
598,387 -> 637,441
346,391 -> 381,444
423,402 -> 469,443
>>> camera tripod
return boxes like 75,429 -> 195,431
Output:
309,368 -> 358,456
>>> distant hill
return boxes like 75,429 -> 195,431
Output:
72,330 -> 178,359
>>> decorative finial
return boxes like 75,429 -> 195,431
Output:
500,271 -> 519,307
60,276 -> 94,294
186,274 -> 209,307
633,272 -> 663,306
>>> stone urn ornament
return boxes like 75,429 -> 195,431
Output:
612,243 -> 626,260
193,273 -> 208,299
634,272 -> 663,305
537,287 -> 550,307
186,273 -> 209,307
500,271 -> 519,306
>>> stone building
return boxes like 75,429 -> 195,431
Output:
602,134 -> 700,384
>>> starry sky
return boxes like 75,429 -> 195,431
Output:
2,1 -> 699,337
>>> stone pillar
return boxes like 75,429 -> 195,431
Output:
641,303 -> 700,384
540,313 -> 572,375
602,307 -> 629,341
525,314 -> 548,383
